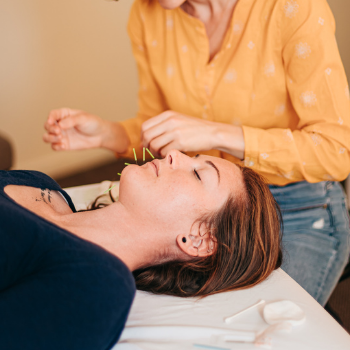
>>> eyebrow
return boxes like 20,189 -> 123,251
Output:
195,154 -> 221,184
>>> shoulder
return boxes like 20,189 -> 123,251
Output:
0,170 -> 58,188
0,170 -> 76,211
128,0 -> 166,41
280,0 -> 335,25
77,246 -> 136,303
129,0 -> 163,21
275,0 -> 336,42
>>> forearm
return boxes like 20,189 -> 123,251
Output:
212,122 -> 245,160
241,125 -> 350,183
100,120 -> 130,154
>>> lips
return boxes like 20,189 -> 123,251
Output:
151,162 -> 158,176
151,160 -> 159,176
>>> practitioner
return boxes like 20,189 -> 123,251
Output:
43,0 -> 350,306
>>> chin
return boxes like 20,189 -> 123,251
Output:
157,0 -> 185,10
118,164 -> 152,203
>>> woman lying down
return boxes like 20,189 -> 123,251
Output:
0,150 -> 283,350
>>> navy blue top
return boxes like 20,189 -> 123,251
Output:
0,170 -> 135,350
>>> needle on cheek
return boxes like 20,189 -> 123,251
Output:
103,184 -> 116,194
105,147 -> 144,194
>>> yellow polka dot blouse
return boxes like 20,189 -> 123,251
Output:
118,0 -> 350,185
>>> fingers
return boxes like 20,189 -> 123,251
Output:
43,123 -> 61,137
141,110 -> 174,134
51,143 -> 66,151
157,141 -> 179,158
56,113 -> 87,130
48,108 -> 82,123
42,135 -> 66,151
43,108 -> 79,151
46,108 -> 70,126
42,132 -> 68,150
142,112 -> 187,156
44,110 -> 88,145
43,132 -> 62,144
45,108 -> 82,133
142,114 -> 179,149
148,133 -> 174,156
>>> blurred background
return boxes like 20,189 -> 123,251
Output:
0,0 -> 349,179
0,0 -> 137,178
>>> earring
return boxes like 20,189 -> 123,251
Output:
182,237 -> 187,243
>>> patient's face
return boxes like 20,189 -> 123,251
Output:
119,150 -> 244,234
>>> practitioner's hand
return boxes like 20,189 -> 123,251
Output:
43,108 -> 109,151
141,111 -> 218,157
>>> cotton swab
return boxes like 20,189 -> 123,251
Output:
143,147 -> 145,162
224,300 -> 265,324
125,163 -> 130,166
146,147 -> 155,159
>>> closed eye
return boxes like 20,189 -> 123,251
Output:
194,169 -> 201,181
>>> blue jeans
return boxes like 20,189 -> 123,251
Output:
269,181 -> 350,306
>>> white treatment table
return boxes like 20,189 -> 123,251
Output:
64,181 -> 350,350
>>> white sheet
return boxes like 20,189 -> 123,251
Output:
111,269 -> 350,350
64,181 -> 350,350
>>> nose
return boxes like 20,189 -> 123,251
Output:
165,149 -> 185,168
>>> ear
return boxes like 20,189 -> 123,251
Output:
176,222 -> 216,258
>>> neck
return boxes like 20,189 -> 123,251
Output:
181,0 -> 236,22
56,202 -> 174,271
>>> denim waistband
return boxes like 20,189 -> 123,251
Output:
268,181 -> 341,209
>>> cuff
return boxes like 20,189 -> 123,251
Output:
241,125 -> 261,168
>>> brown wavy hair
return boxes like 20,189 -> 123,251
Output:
80,164 -> 283,298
